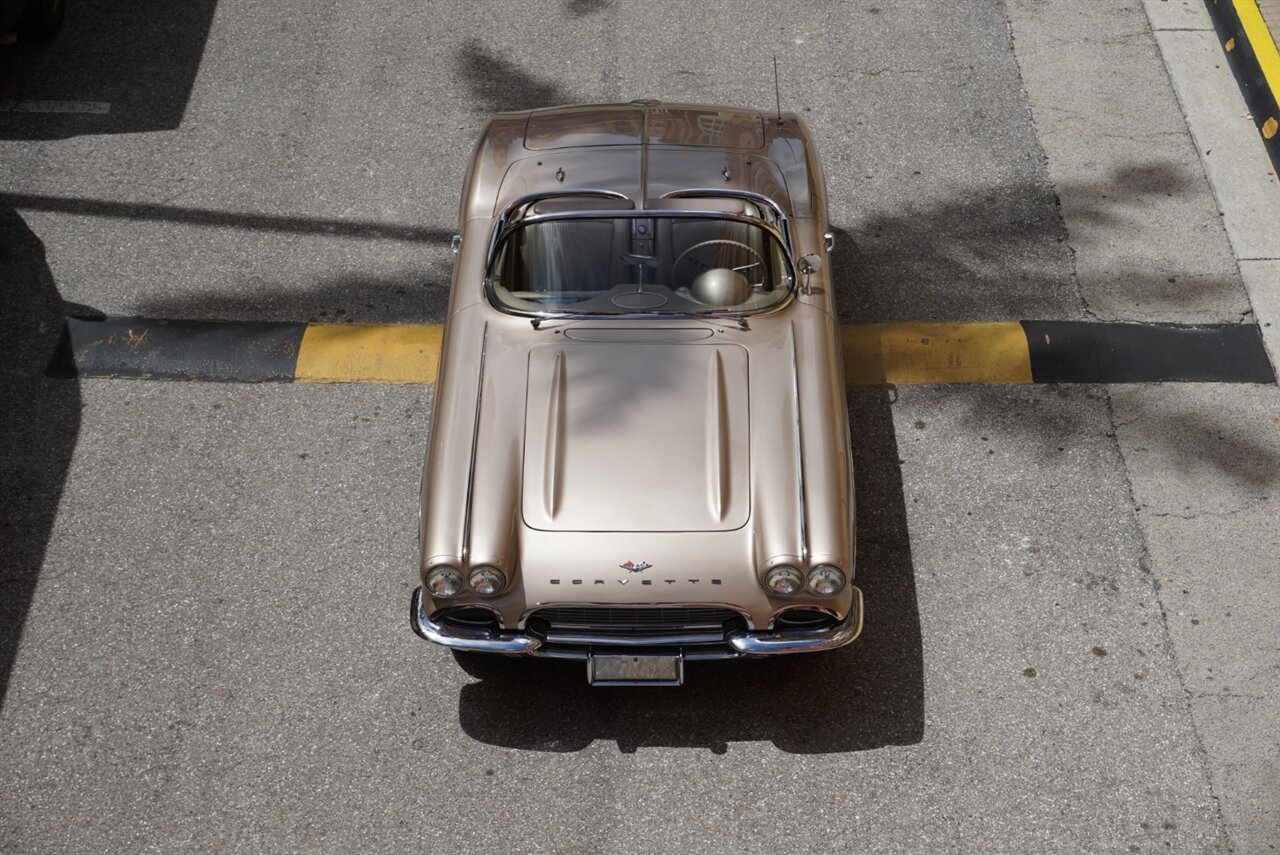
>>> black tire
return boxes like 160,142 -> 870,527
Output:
18,0 -> 65,39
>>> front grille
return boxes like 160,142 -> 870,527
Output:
527,606 -> 746,640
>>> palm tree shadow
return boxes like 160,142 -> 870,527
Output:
457,40 -> 578,114
0,204 -> 80,710
830,161 -> 1279,483
833,162 -> 1239,324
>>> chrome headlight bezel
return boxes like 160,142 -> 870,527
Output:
467,565 -> 507,596
425,566 -> 464,598
807,564 -> 847,596
764,565 -> 805,596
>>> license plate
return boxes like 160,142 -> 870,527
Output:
587,654 -> 684,686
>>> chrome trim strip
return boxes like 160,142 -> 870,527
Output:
543,349 -> 566,521
659,188 -> 793,256
544,631 -> 729,647
488,189 -> 635,264
460,322 -> 488,564
639,108 -> 650,202
534,647 -> 740,662
508,209 -> 790,251
790,320 -> 809,562
485,297 -> 796,327
707,348 -> 729,522
493,188 -> 636,222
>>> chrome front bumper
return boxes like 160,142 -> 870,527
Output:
410,586 -> 863,660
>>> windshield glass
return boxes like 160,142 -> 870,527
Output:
488,216 -> 794,316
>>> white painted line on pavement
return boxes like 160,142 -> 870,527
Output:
0,100 -> 111,114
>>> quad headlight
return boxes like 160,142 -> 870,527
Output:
764,565 -> 805,596
425,566 -> 464,598
807,565 -> 847,596
468,566 -> 507,596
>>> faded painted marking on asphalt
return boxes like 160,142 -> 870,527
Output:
0,100 -> 111,114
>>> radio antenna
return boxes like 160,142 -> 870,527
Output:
772,55 -> 784,126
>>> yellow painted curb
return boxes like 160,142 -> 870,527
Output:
842,322 -> 1034,385
297,322 -> 1034,386
296,323 -> 443,383
1236,0 -> 1280,102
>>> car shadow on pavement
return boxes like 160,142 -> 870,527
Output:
0,204 -> 80,711
455,386 -> 924,754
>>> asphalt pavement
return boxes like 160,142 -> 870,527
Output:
2,1 -> 1278,852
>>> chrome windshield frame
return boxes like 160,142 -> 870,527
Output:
486,189 -> 794,268
483,207 -> 797,321
658,188 -> 794,258
486,189 -> 635,269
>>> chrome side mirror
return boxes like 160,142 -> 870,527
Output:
798,253 -> 823,296
450,234 -> 462,255
824,231 -> 835,253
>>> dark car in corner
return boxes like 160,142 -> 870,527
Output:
1,0 -> 64,40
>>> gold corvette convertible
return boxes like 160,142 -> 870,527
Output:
412,101 -> 861,685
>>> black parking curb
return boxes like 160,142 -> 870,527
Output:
50,316 -> 1278,386
1022,320 -> 1276,384
1206,0 -> 1280,174
52,316 -> 307,382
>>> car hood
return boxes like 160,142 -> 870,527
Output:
422,306 -> 854,610
521,340 -> 750,532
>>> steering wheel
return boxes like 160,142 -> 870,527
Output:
672,239 -> 765,286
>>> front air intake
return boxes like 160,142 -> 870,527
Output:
772,608 -> 838,631
527,606 -> 747,641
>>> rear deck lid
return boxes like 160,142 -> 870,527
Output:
524,104 -> 765,151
